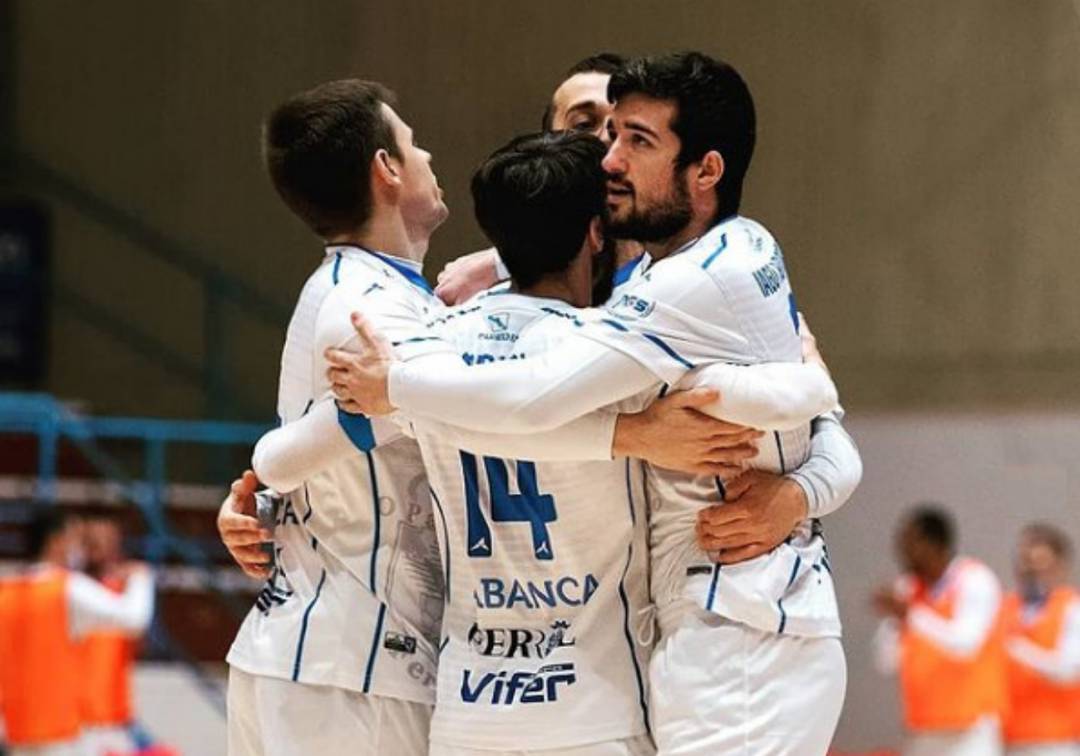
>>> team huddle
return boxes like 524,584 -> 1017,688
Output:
216,52 -> 863,756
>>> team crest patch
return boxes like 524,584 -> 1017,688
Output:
486,313 -> 510,332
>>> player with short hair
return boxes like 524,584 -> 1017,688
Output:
327,52 -> 861,755
1002,523 -> 1080,756
222,78 -> 452,756
873,505 -> 1007,756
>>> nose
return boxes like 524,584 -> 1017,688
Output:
595,117 -> 613,145
601,143 -> 623,175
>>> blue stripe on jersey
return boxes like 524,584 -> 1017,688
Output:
613,254 -> 644,287
291,568 -> 327,681
430,486 -> 451,604
774,431 -> 787,473
700,233 -> 728,269
302,483 -> 313,524
777,554 -> 803,634
618,459 -> 651,736
337,406 -> 376,452
601,318 -> 629,332
332,252 -> 343,285
365,450 -> 381,594
369,250 -> 434,294
642,333 -> 695,370
392,335 -> 444,347
705,476 -> 725,612
363,602 -> 387,693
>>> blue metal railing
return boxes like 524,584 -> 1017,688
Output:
11,153 -> 292,419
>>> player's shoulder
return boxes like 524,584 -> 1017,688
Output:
680,215 -> 783,274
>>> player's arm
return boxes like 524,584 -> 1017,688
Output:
67,566 -> 155,637
329,302 -> 836,435
1006,600 -> 1080,684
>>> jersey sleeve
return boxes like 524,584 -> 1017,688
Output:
388,340 -> 662,433
785,410 -> 863,518
676,362 -> 837,430
67,570 -> 154,638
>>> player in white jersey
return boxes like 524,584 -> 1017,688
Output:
220,79 -> 453,756
247,132 -> 843,755
326,54 -> 861,755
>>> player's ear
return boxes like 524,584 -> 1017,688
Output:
587,216 -> 604,255
694,151 -> 724,193
372,149 -> 402,188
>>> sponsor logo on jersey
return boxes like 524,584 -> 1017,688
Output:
462,351 -> 526,365
473,574 -> 599,610
751,245 -> 789,298
383,631 -> 417,654
478,312 -> 519,343
610,293 -> 655,319
468,619 -> 575,659
460,663 -> 577,705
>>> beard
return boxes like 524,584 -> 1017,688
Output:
590,235 -> 618,306
605,169 -> 692,243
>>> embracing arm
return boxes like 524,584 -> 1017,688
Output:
786,410 -> 862,518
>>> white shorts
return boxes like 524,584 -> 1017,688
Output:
1007,745 -> 1080,756
429,735 -> 655,756
82,725 -> 136,756
9,741 -> 86,756
903,716 -> 1004,756
227,666 -> 432,756
650,608 -> 846,756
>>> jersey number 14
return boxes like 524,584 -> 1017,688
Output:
459,452 -> 557,561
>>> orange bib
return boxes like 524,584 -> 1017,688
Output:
79,576 -> 136,726
1002,587 -> 1080,744
899,559 -> 1007,732
0,568 -> 82,745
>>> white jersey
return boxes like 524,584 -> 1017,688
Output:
415,292 -> 652,751
584,216 -> 840,638
228,244 -> 450,703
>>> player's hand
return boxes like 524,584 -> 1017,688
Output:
871,585 -> 909,620
325,312 -> 397,416
695,470 -> 808,564
216,470 -> 272,580
613,388 -> 762,477
434,248 -> 502,305
798,313 -> 830,375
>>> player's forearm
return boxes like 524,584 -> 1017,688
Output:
907,578 -> 1000,659
873,618 -> 901,675
680,361 -> 837,430
785,411 -> 862,519
252,399 -> 404,493
1008,636 -> 1080,684
416,411 -> 617,461
70,570 -> 154,635
390,339 -> 658,433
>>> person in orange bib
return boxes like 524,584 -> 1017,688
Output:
872,505 -> 1007,756
0,508 -> 154,756
78,517 -> 145,756
1001,523 -> 1080,756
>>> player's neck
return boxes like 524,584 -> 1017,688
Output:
645,207 -> 722,262
614,239 -> 645,268
327,210 -> 427,264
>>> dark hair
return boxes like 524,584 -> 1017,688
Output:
263,79 -> 401,238
1022,522 -> 1073,561
541,52 -> 627,131
471,131 -> 607,288
27,507 -> 68,559
906,504 -> 955,551
608,51 -> 756,219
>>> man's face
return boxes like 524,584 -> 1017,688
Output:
1016,537 -> 1063,599
602,94 -> 692,242
549,72 -> 612,138
896,524 -> 934,577
83,520 -> 121,574
383,104 -> 449,235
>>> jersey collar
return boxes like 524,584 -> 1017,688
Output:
325,244 -> 433,295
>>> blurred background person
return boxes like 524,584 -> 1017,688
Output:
872,504 -> 1007,756
0,509 -> 154,756
79,516 -> 149,756
1001,523 -> 1080,756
